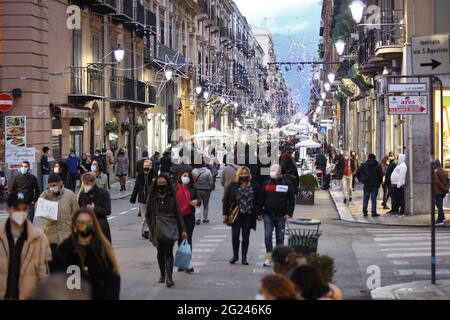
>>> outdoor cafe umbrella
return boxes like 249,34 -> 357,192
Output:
295,139 -> 322,149
191,130 -> 232,140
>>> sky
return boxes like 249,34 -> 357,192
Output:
233,0 -> 322,113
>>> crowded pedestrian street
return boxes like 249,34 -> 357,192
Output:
2,0 -> 450,310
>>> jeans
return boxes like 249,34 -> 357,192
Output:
197,190 -> 211,220
382,183 -> 390,206
42,174 -> 49,192
264,214 -> 285,253
363,188 -> 379,215
392,186 -> 405,215
157,240 -> 175,279
231,214 -> 252,259
435,193 -> 446,222
28,204 -> 35,223
68,173 -> 78,192
342,175 -> 353,200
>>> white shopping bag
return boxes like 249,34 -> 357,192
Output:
35,198 -> 59,221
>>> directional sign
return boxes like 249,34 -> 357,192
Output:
0,93 -> 13,112
412,34 -> 450,76
319,125 -> 328,134
387,83 -> 428,93
388,96 -> 428,115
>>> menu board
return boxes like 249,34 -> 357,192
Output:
5,116 -> 26,148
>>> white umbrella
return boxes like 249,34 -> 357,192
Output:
192,130 -> 231,140
295,139 -> 322,148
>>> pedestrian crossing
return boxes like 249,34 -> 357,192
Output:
367,228 -> 450,281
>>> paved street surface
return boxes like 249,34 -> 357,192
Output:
2,180 -> 449,299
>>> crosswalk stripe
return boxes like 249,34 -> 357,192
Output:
107,216 -> 117,221
204,235 -> 227,238
378,241 -> 450,247
118,211 -> 128,215
374,236 -> 450,242
192,262 -> 206,266
395,269 -> 450,276
381,247 -> 450,252
392,260 -> 410,265
199,239 -> 224,242
386,251 -> 450,258
196,243 -> 220,247
192,249 -> 215,253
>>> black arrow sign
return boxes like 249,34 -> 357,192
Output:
420,59 -> 442,70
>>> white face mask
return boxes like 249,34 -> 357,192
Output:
270,172 -> 278,179
255,294 -> 265,300
84,185 -> 93,193
54,167 -> 60,174
11,211 -> 27,226
91,165 -> 97,172
181,176 -> 190,185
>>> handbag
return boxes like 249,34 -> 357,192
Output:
155,215 -> 179,242
225,202 -> 239,226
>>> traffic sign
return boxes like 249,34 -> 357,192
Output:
387,83 -> 428,93
319,125 -> 328,134
388,96 -> 428,115
0,93 -> 13,112
412,34 -> 450,76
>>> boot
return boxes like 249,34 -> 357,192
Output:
242,241 -> 249,266
229,240 -> 239,264
165,257 -> 174,288
157,252 -> 165,283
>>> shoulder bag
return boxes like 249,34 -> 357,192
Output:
154,199 -> 179,242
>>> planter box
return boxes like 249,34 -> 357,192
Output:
297,188 -> 315,205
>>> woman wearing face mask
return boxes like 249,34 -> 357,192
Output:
223,166 -> 262,265
54,208 -> 121,300
146,174 -> 187,287
78,173 -> 112,243
115,149 -> 129,192
53,161 -> 70,189
79,153 -> 91,175
90,159 -> 108,190
0,192 -> 52,300
175,170 -> 201,273
40,173 -> 79,270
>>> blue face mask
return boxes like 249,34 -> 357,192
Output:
50,187 -> 60,195
20,167 -> 28,175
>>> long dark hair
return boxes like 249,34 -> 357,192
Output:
288,265 -> 330,300
70,208 -> 120,274
177,170 -> 194,189
149,174 -> 175,197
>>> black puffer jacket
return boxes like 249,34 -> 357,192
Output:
130,171 -> 155,204
357,159 -> 383,189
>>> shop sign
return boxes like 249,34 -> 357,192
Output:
5,147 -> 36,164
412,34 -> 450,76
5,116 -> 26,148
387,83 -> 428,93
388,96 -> 428,115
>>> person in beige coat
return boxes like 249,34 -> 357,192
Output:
0,192 -> 52,300
39,173 -> 79,267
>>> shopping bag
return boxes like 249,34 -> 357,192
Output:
175,240 -> 192,270
35,198 -> 58,221
141,220 -> 149,239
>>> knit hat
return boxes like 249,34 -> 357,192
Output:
48,173 -> 62,184
7,192 -> 28,208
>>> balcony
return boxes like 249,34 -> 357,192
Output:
69,67 -> 105,104
90,0 -> 116,15
145,9 -> 157,34
136,81 -> 156,107
197,0 -> 208,21
110,77 -> 156,107
112,0 -> 133,24
144,36 -> 156,65
155,44 -> 187,75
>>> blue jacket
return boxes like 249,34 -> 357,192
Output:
66,155 -> 80,174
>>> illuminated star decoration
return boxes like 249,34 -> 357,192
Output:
154,51 -> 188,97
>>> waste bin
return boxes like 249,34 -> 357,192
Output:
284,219 -> 322,255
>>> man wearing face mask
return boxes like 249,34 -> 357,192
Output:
261,164 -> 296,268
39,173 -> 79,269
130,160 -> 155,236
11,161 -> 40,223
336,151 -> 356,205
79,173 -> 112,242
384,153 -> 397,214
0,192 -> 52,300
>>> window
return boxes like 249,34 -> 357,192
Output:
73,30 -> 82,67
160,10 -> 165,45
92,34 -> 101,63
124,44 -> 132,78
169,16 -> 173,49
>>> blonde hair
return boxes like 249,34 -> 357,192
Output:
235,166 -> 252,182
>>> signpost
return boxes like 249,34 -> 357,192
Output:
412,34 -> 450,76
0,93 -> 13,112
319,126 -> 327,134
387,83 -> 428,93
388,96 -> 428,115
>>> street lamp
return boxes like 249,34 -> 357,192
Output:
234,102 -> 238,108
203,90 -> 210,100
220,97 -> 226,104
319,100 -> 324,107
321,92 -> 327,100
164,70 -> 173,81
324,82 -> 331,92
114,44 -> 125,63
335,40 -> 346,56
349,0 -> 366,24
316,106 -> 322,113
327,73 -> 336,84
195,86 -> 203,95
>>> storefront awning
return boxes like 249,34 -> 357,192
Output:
54,104 -> 94,118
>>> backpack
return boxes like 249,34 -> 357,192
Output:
356,164 -> 368,184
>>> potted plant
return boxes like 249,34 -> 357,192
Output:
134,123 -> 146,134
297,173 -> 318,205
105,120 -> 119,135
121,122 -> 132,134
306,253 -> 336,284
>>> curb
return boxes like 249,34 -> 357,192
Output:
328,189 -> 450,228
370,280 -> 450,300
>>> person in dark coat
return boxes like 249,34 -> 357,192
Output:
130,160 -> 154,223
356,154 -> 384,217
223,166 -> 262,266
78,173 -> 112,243
136,151 -> 149,176
54,208 -> 120,300
10,161 -> 40,222
146,174 -> 187,288
174,169 -> 201,273
281,154 -> 299,195
92,149 -> 106,173
384,153 -> 397,214
53,161 -> 70,190
160,151 -> 173,175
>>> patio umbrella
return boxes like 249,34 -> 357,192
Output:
192,130 -> 232,140
295,139 -> 322,148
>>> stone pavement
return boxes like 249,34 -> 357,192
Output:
330,183 -> 450,227
371,280 -> 450,300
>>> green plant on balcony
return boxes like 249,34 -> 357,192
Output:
331,0 -> 354,41
121,122 -> 133,134
134,123 -> 146,134
105,120 -> 119,134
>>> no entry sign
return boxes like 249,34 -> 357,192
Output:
388,96 -> 428,115
0,93 -> 13,112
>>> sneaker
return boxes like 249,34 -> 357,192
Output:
203,219 -> 210,224
363,213 -> 369,217
372,213 -> 381,217
436,220 -> 445,226
343,198 -> 347,204
263,259 -> 272,268
196,219 -> 201,225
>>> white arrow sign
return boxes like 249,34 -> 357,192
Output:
412,34 -> 450,76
